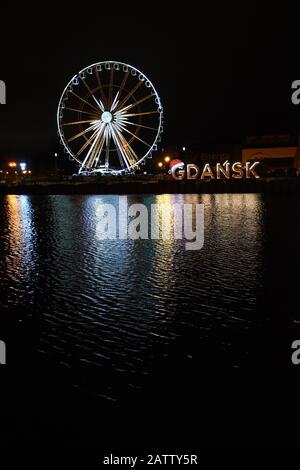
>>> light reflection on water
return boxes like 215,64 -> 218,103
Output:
1,195 -> 36,302
1,193 -> 296,399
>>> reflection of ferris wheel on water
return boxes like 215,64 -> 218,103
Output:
57,61 -> 163,175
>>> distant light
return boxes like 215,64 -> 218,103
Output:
8,161 -> 17,168
28,170 -> 32,174
54,153 -> 58,157
158,162 -> 163,168
164,156 -> 171,163
22,170 -> 27,174
20,162 -> 26,171
182,146 -> 186,152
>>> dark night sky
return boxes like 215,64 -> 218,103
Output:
0,2 -> 300,165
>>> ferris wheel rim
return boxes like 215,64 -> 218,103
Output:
57,60 -> 163,174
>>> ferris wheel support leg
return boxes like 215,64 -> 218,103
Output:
78,164 -> 85,175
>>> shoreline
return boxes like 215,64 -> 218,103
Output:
0,176 -> 299,195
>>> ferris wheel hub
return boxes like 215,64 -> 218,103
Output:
101,111 -> 113,123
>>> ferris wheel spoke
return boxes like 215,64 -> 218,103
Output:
82,124 -> 105,167
115,119 -> 158,131
96,69 -> 107,109
110,125 -> 130,168
71,91 -> 100,113
93,96 -> 105,112
114,125 -> 139,159
111,130 -> 129,168
114,117 -> 151,147
123,110 -> 160,117
112,141 -> 127,169
88,127 -> 106,168
114,143 -> 126,169
64,106 -> 100,118
118,71 -> 129,101
77,125 -> 103,157
84,137 -> 100,168
115,80 -> 143,112
67,121 -> 101,143
108,68 -> 114,108
109,124 -> 132,169
123,128 -> 151,147
87,126 -> 104,167
110,91 -> 119,112
115,129 -> 139,165
62,119 -> 98,127
118,93 -> 152,113
80,77 -> 104,112
94,129 -> 107,168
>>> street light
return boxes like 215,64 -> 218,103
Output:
54,152 -> 58,173
158,162 -> 163,168
164,156 -> 171,163
8,162 -> 17,168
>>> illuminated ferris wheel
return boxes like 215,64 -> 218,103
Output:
57,61 -> 163,175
